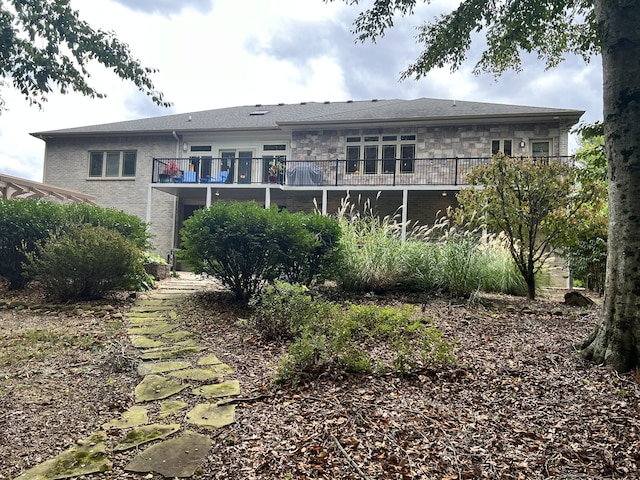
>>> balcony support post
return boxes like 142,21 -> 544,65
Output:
401,188 -> 408,243
265,186 -> 271,209
322,189 -> 328,215
206,186 -> 212,207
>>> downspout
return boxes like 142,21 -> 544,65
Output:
172,131 -> 180,158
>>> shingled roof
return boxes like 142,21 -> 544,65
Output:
32,98 -> 584,137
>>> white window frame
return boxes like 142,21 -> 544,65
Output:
88,151 -> 136,178
345,135 -> 416,174
491,139 -> 514,156
531,139 -> 552,157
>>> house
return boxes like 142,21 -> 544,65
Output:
32,98 -> 583,260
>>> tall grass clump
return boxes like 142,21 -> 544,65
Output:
477,233 -> 529,296
335,195 -> 409,292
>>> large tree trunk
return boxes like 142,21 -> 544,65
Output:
581,0 -> 640,372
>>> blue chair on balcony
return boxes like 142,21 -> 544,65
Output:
182,171 -> 196,183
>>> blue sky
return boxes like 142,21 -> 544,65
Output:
0,0 -> 603,181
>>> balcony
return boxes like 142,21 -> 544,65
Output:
152,157 -> 573,188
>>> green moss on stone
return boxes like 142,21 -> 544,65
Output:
135,374 -> 188,402
102,405 -> 149,430
137,360 -> 191,376
192,380 -> 240,399
14,431 -> 111,479
114,423 -> 180,451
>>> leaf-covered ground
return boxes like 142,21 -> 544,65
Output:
1,281 -> 639,479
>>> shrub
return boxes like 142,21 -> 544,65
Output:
271,284 -> 456,386
281,212 -> 342,285
0,199 -> 152,289
180,201 -> 340,302
249,281 -> 338,342
62,203 -> 152,250
25,224 -> 148,301
0,199 -> 65,289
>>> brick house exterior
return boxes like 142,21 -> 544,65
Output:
32,98 -> 583,260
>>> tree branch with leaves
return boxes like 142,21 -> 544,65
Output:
0,0 -> 171,110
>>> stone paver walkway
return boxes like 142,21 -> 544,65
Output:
15,274 -> 239,479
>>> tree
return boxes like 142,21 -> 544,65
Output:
456,154 -> 597,300
333,0 -> 640,372
0,0 -> 170,110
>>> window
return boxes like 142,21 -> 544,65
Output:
531,141 -> 551,157
345,134 -> 416,174
89,151 -> 136,178
491,139 -> 513,156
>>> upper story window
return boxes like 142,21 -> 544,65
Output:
346,135 -> 416,174
491,139 -> 513,156
89,151 -> 136,178
531,140 -> 551,157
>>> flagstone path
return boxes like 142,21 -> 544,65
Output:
15,274 -> 239,479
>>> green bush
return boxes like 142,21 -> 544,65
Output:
271,284 -> 456,386
25,224 -> 148,301
0,199 -> 65,289
63,203 -> 152,250
281,212 -> 342,285
249,281 -> 338,341
0,199 -> 152,290
180,201 -> 341,302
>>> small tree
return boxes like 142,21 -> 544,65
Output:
455,154 -> 600,300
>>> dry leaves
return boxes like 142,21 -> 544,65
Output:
1,286 -> 639,479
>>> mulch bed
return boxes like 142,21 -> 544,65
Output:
1,284 -> 639,479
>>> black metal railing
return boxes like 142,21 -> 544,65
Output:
152,156 -> 574,187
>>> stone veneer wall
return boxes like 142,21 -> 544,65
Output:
43,135 -> 177,260
291,122 -> 567,161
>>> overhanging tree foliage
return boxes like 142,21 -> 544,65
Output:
566,125 -> 607,293
456,154 -> 599,300
333,0 -> 640,372
0,0 -> 170,110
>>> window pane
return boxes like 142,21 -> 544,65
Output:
401,135 -> 416,141
364,136 -> 379,142
364,145 -> 378,174
491,140 -> 501,155
400,144 -> 415,173
263,144 -> 286,151
105,152 -> 120,177
191,145 -> 212,152
382,145 -> 396,173
346,137 -> 360,143
532,141 -> 550,157
89,152 -> 103,177
382,136 -> 397,141
503,140 -> 512,156
346,146 -> 360,173
122,152 -> 136,176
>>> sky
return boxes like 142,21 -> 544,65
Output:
0,0 -> 603,182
